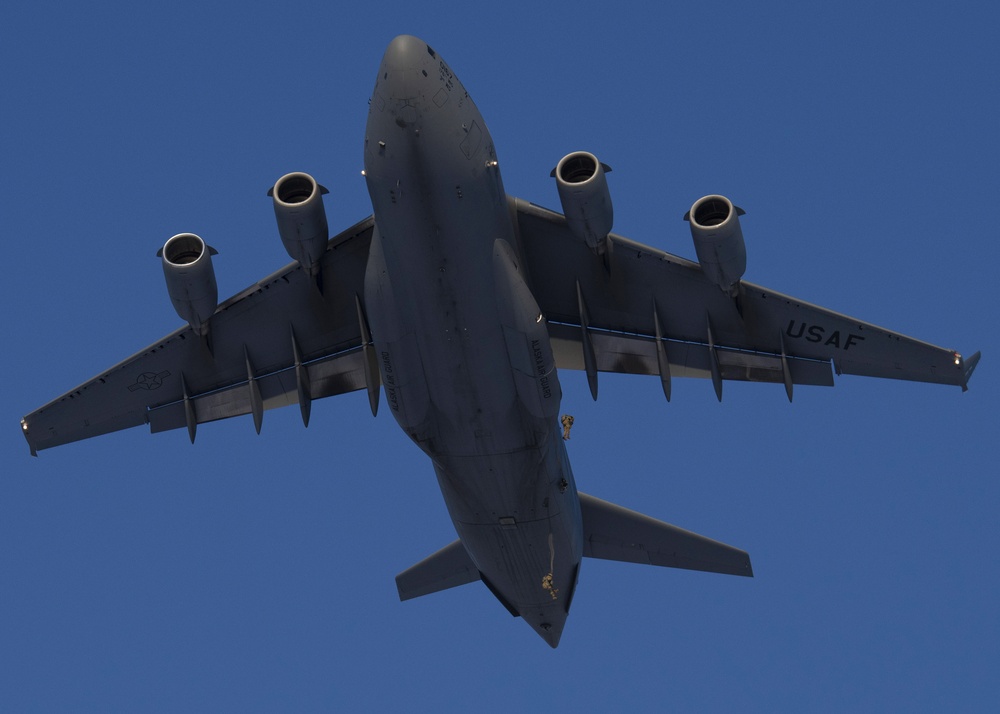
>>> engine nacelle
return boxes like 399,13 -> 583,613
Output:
686,195 -> 747,294
270,172 -> 329,275
159,233 -> 218,335
553,151 -> 614,254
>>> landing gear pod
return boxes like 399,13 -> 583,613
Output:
552,152 -> 614,255
270,172 -> 329,277
685,195 -> 747,295
158,233 -> 219,335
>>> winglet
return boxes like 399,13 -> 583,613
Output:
20,418 -> 37,456
961,351 -> 981,392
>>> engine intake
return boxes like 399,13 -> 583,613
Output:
159,233 -> 218,335
553,151 -> 614,254
270,172 -> 329,275
686,195 -> 747,294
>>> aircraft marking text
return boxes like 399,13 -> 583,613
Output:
785,320 -> 865,350
532,339 -> 553,399
381,351 -> 399,412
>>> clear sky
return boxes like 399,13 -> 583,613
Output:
3,1 -> 998,711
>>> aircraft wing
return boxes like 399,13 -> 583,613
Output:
21,217 -> 377,455
513,198 -> 979,399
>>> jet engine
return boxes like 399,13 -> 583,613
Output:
270,172 -> 329,276
685,194 -> 747,294
158,233 -> 218,335
552,151 -> 613,254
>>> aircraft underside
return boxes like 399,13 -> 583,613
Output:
22,33 -> 975,649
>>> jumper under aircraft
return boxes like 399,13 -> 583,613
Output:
20,35 -> 979,647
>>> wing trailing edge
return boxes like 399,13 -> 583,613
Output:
546,322 -> 835,389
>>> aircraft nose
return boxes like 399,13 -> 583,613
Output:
376,35 -> 438,104
381,34 -> 434,70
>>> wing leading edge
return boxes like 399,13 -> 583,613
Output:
21,217 -> 376,455
512,198 -> 979,399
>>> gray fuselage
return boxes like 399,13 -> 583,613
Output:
362,35 -> 581,645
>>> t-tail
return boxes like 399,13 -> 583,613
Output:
395,492 -> 752,646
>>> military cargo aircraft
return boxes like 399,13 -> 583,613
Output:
20,35 -> 979,647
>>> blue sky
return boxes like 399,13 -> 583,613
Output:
3,1 -> 998,711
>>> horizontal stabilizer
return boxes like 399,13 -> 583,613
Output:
579,492 -> 753,577
395,539 -> 480,601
